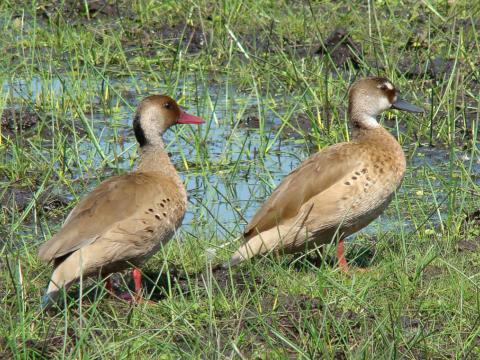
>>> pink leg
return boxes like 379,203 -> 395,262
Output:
113,269 -> 154,303
337,239 -> 349,273
130,268 -> 155,304
132,268 -> 142,295
105,278 -> 113,293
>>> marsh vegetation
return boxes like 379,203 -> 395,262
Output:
1,0 -> 479,358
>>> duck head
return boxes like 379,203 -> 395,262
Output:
133,95 -> 204,147
348,77 -> 423,129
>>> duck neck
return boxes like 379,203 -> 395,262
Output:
349,110 -> 381,140
136,143 -> 177,176
136,144 -> 187,204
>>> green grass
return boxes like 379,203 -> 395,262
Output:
1,0 -> 480,358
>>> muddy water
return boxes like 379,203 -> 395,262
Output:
4,77 -> 480,241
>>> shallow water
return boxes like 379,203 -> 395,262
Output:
4,76 -> 480,242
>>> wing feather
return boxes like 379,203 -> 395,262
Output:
244,143 -> 361,239
38,172 -> 178,262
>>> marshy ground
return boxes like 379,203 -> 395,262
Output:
1,0 -> 480,358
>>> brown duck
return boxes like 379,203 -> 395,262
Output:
226,77 -> 423,270
39,95 -> 203,307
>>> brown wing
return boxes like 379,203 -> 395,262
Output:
244,142 -> 361,239
38,172 -> 179,263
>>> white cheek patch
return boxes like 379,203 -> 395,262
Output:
372,96 -> 392,114
141,107 -> 165,146
380,96 -> 392,110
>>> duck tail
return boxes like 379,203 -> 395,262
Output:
41,289 -> 59,310
40,265 -> 70,310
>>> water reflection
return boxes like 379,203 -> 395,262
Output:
4,76 -> 480,242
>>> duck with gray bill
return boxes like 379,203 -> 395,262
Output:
218,77 -> 423,271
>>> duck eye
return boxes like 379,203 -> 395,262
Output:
379,84 -> 388,91
163,102 -> 172,109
